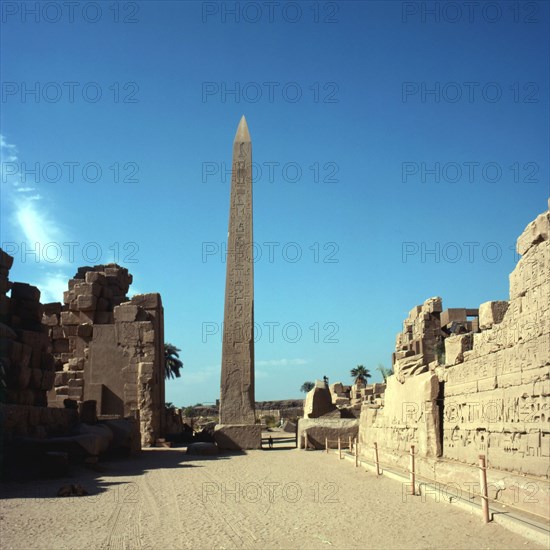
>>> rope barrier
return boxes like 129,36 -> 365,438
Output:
324,440 -> 550,524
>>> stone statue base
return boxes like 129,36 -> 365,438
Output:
214,424 -> 262,450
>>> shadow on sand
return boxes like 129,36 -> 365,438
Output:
0,446 -> 245,500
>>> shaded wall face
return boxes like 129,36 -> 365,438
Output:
0,249 -> 56,408
86,325 -> 126,415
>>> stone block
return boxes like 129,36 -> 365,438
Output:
424,296 -> 443,313
76,311 -> 95,324
68,357 -> 85,371
42,313 -> 59,326
516,209 -> 549,256
304,383 -> 336,418
60,311 -> 80,325
186,442 -> 219,455
445,334 -> 474,366
130,293 -> 161,310
298,418 -> 359,449
114,304 -> 144,323
213,424 -> 262,450
0,248 -> 14,270
74,282 -> 101,297
440,308 -> 467,327
142,330 -> 155,344
63,290 -> 75,305
11,283 -> 40,302
85,271 -> 106,285
76,323 -> 93,338
479,301 -> 510,330
76,295 -> 97,311
55,372 -> 68,386
43,302 -> 62,315
68,386 -> 83,399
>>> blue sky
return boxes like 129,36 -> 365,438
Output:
1,1 -> 549,405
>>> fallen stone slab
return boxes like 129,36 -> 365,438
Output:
186,442 -> 219,456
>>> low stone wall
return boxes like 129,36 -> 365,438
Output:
298,418 -> 359,449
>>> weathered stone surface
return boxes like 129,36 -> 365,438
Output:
114,304 -> 144,323
359,372 -> 441,458
298,418 -> 359,449
444,333 -> 473,366
46,264 -> 166,448
304,381 -> 337,418
479,300 -> 509,330
214,424 -> 262,450
219,116 -> 256,426
516,208 -> 549,255
393,297 -> 444,381
130,293 -> 161,310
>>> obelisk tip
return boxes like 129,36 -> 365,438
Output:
234,115 -> 251,142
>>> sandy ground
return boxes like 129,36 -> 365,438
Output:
0,433 -> 544,550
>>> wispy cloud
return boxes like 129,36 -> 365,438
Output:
1,134 -> 71,302
15,202 -> 63,246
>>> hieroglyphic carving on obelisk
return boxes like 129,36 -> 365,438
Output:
219,115 -> 256,425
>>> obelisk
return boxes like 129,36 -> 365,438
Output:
214,116 -> 262,450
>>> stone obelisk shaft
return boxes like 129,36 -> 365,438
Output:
220,116 -> 255,425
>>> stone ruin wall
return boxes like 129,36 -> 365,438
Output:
443,206 -> 549,477
0,249 -> 77,440
45,265 -> 165,447
359,202 -> 549,516
0,249 -> 55,408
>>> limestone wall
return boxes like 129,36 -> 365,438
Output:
360,372 -> 441,457
443,206 -> 549,477
358,202 -> 549,517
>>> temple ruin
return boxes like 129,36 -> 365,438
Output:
0,256 -> 166,450
46,265 -> 166,446
358,201 -> 550,518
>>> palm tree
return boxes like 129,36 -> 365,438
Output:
350,365 -> 371,385
300,381 -> 315,393
165,343 -> 183,379
376,364 -> 393,382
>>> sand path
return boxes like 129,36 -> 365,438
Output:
0,444 -> 543,550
